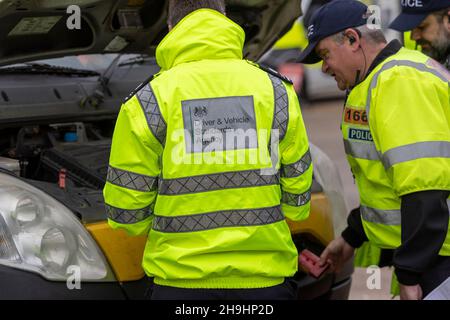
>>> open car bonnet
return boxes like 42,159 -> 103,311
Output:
0,0 -> 301,66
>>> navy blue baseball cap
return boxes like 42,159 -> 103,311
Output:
297,0 -> 369,64
390,0 -> 450,32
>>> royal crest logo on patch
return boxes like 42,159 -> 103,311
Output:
194,106 -> 208,117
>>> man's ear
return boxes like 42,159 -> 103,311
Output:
445,9 -> 450,32
343,28 -> 360,49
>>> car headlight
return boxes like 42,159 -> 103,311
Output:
0,172 -> 115,281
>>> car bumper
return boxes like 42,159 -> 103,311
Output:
0,262 -> 352,300
0,264 -> 146,299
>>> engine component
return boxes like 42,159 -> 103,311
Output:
40,140 -> 111,190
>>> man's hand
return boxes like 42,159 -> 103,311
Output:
399,284 -> 423,300
319,236 -> 355,273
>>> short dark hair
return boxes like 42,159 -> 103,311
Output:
168,0 -> 226,27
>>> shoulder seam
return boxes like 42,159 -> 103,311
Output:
246,61 -> 293,84
123,74 -> 156,103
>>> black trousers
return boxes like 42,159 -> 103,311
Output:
148,278 -> 298,300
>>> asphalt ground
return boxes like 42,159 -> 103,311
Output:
301,98 -> 397,300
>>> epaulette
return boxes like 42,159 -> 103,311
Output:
254,63 -> 293,84
123,72 -> 159,103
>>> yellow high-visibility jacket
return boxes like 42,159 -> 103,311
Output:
103,9 -> 313,289
342,47 -> 450,255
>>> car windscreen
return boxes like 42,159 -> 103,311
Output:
0,54 -> 146,72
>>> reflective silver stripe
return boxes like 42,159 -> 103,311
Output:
106,203 -> 153,224
344,139 -> 381,161
281,189 -> 311,207
107,166 -> 158,192
447,199 -> 450,215
159,170 -> 279,195
136,84 -> 167,146
366,60 -> 449,119
268,74 -> 289,142
152,206 -> 284,233
281,149 -> 312,178
382,141 -> 450,169
360,206 -> 401,226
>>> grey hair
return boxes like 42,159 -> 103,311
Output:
332,25 -> 387,45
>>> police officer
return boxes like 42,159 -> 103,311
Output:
103,0 -> 313,300
297,0 -> 450,300
390,0 -> 450,69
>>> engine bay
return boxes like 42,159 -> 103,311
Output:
0,120 -> 115,222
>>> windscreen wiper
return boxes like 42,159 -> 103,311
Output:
0,63 -> 100,77
80,54 -> 123,109
118,55 -> 156,67
78,54 -> 156,108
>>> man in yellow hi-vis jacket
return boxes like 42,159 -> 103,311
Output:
297,0 -> 450,300
103,0 -> 313,300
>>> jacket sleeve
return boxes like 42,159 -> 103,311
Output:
279,84 -> 313,221
370,69 -> 450,285
394,190 -> 450,285
103,95 -> 162,236
370,70 -> 450,197
341,207 -> 369,248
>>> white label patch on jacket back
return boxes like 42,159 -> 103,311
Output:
182,96 -> 258,153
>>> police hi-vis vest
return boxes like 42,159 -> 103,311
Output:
342,48 -> 450,255
103,9 -> 313,289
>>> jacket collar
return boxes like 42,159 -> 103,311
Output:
345,40 -> 401,100
156,9 -> 245,71
364,39 -> 402,79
